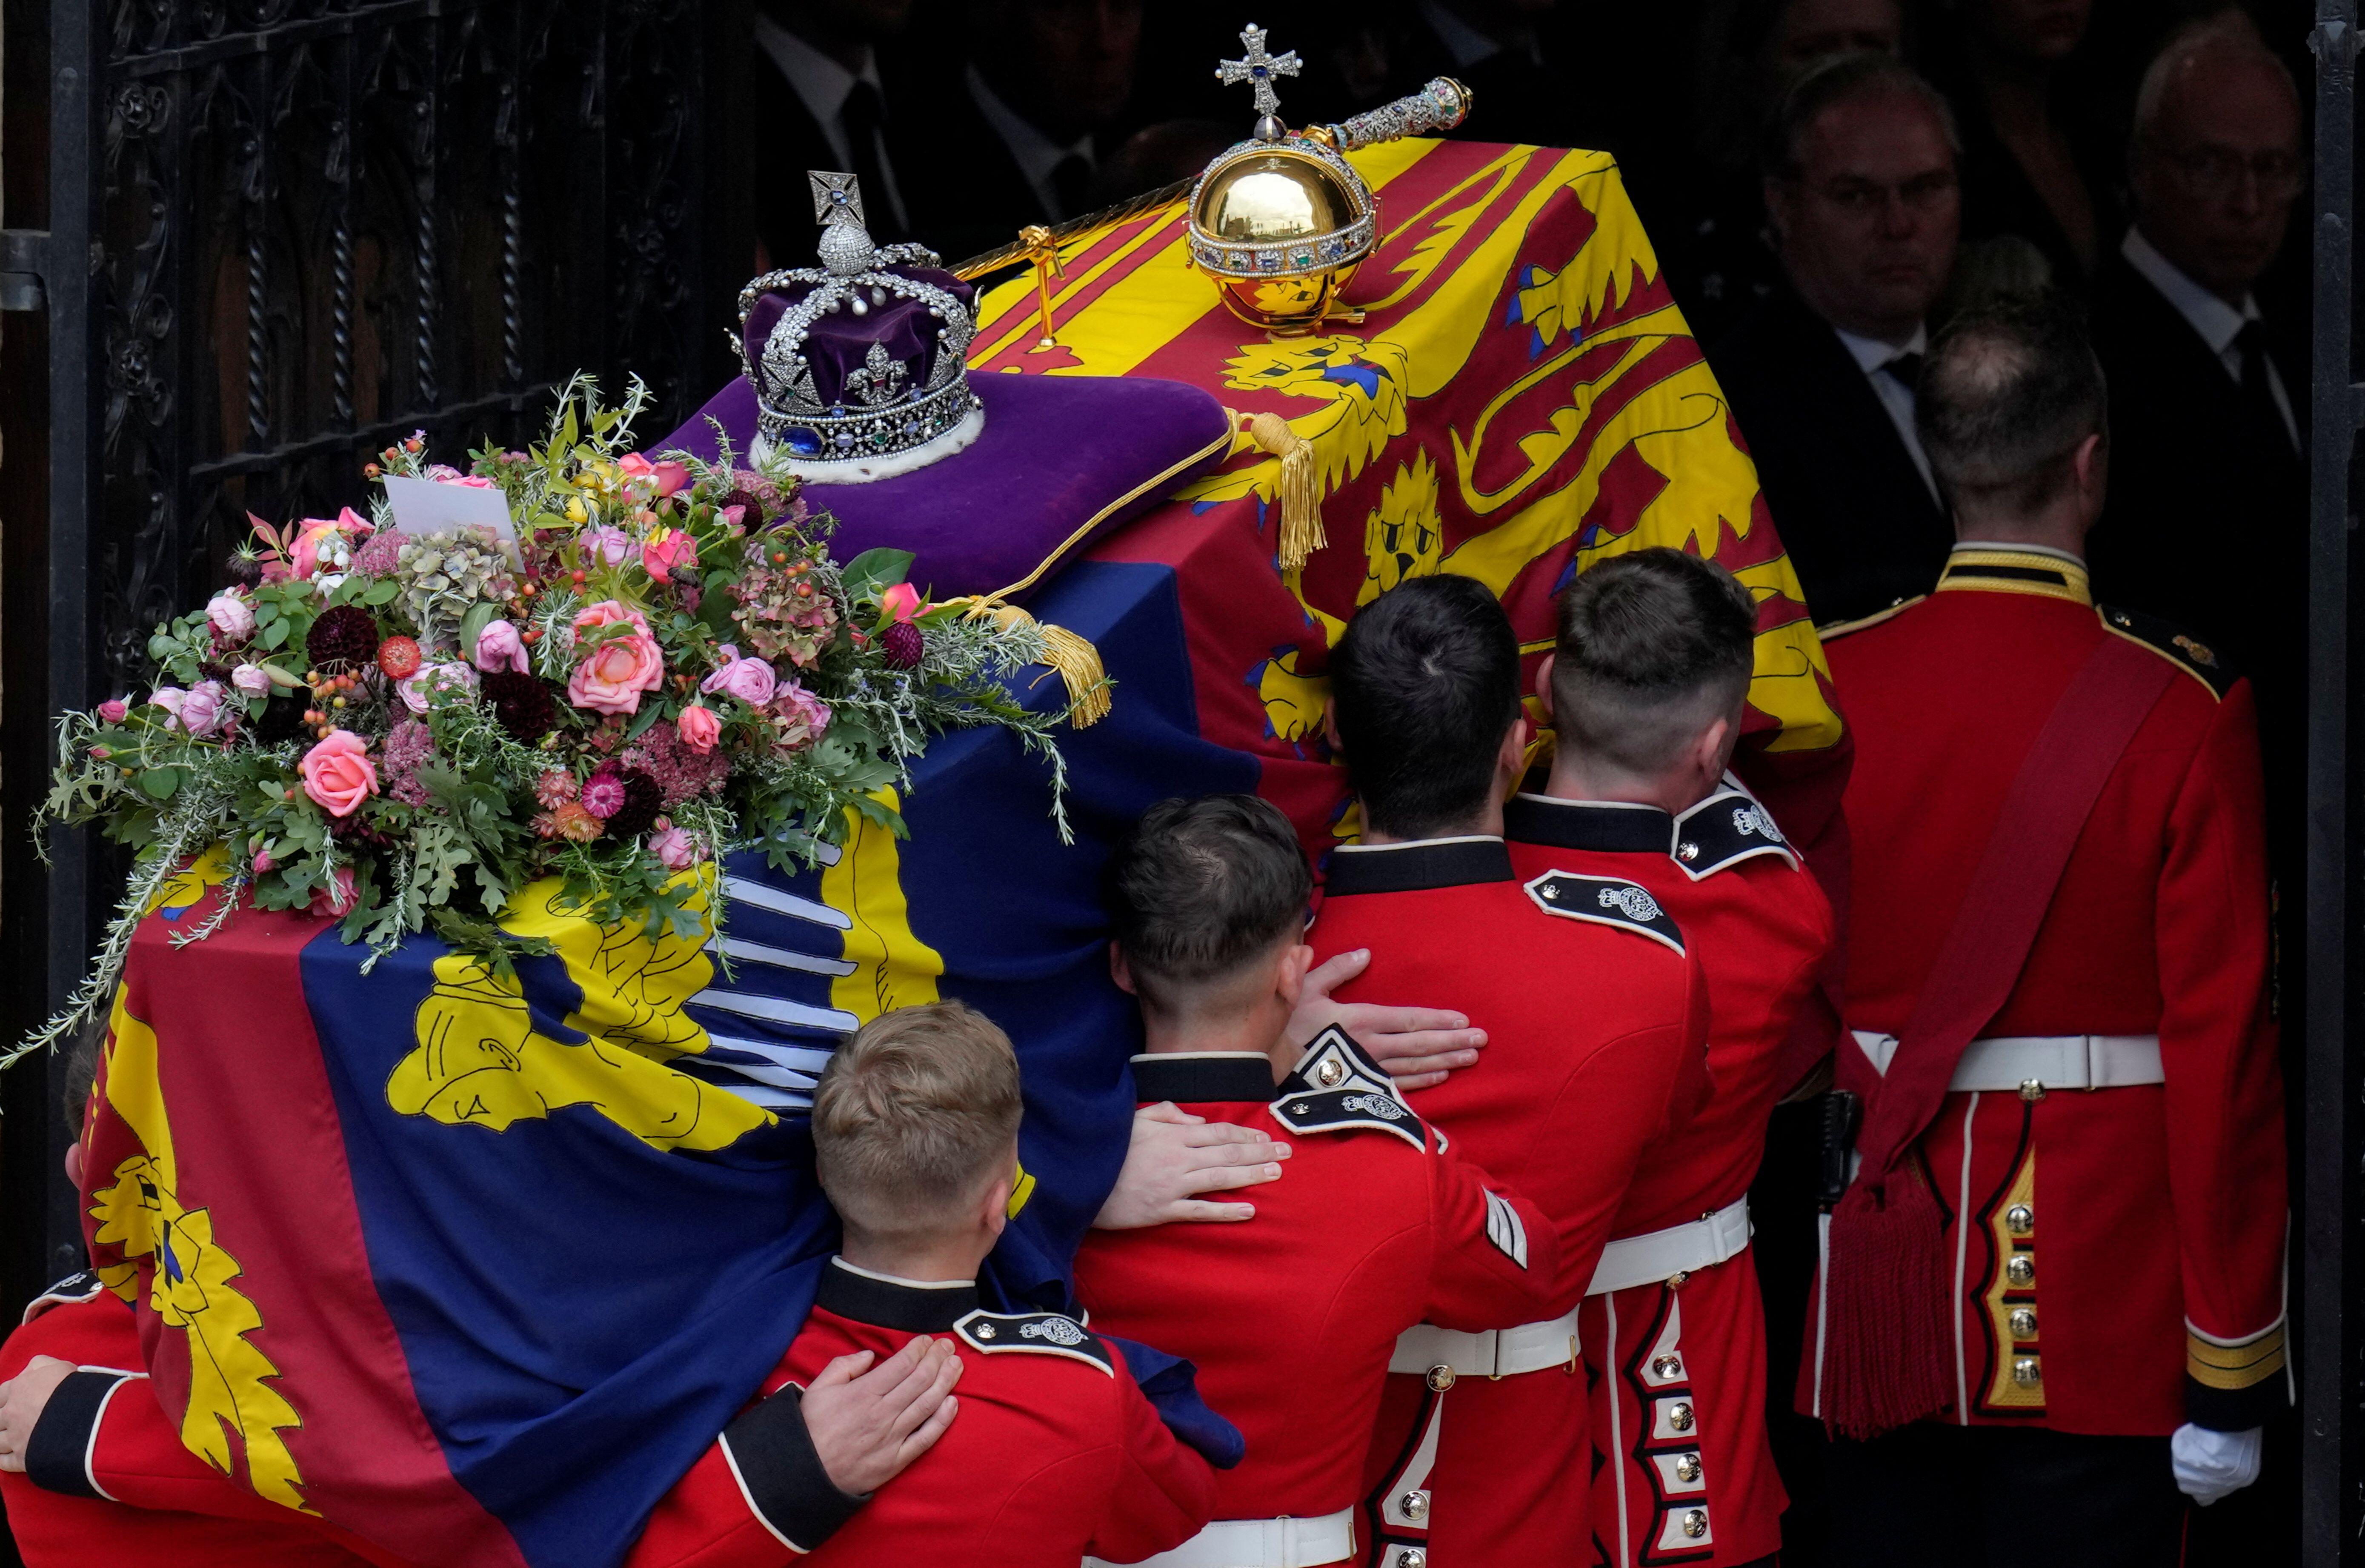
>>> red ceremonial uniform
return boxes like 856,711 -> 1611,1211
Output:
0,1272 -> 408,1568
1504,782 -> 1836,1567
1072,1031 -> 1561,1562
1309,836 -> 1711,1567
626,1257 -> 1214,1568
1812,549 -> 2287,1437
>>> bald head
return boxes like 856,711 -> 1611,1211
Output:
1918,297 -> 2108,532
2132,18 -> 2302,301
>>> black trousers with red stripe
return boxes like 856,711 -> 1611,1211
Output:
1825,1424 -> 2183,1568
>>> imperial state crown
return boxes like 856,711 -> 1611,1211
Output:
737,172 -> 985,482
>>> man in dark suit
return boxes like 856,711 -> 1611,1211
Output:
749,0 -> 921,259
1710,54 -> 1961,627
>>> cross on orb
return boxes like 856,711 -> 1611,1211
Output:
1215,24 -> 1302,123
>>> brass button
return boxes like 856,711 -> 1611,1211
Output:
1676,1452 -> 1703,1483
1426,1363 -> 1456,1392
2006,1255 -> 2036,1287
1399,1489 -> 1429,1522
2009,1306 -> 2038,1341
1669,1401 -> 1695,1432
1396,1551 -> 1428,1568
1682,1508 -> 1709,1539
2019,1079 -> 2046,1102
1666,1270 -> 1690,1290
1678,841 -> 1701,861
2005,1204 -> 2034,1236
2012,1357 -> 2042,1388
1651,1354 -> 1684,1379
1315,1057 -> 1346,1087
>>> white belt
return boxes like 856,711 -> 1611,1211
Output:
1089,1508 -> 1356,1568
1586,1197 -> 1752,1295
1390,1305 -> 1581,1379
1851,1030 -> 2164,1092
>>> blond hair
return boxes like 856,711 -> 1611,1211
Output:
813,1001 -> 1023,1241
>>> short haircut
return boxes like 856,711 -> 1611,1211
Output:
812,1002 -> 1022,1242
1330,575 -> 1522,840
2133,12 -> 2297,148
1763,51 -> 1958,178
61,1019 -> 105,1137
1553,550 -> 1758,777
1916,296 -> 2108,517
1107,794 -> 1312,1010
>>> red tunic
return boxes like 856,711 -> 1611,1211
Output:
625,1258 -> 1214,1567
1309,836 -> 1711,1566
0,1273 -> 406,1568
1505,783 -> 1835,1567
1812,551 -> 2288,1437
1072,1032 -> 1561,1549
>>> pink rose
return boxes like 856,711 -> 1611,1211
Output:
148,687 -> 187,725
98,699 -> 129,723
619,453 -> 692,497
701,648 -> 777,706
252,849 -> 277,874
676,705 -> 721,754
566,600 -> 665,716
878,583 -> 923,625
719,504 -> 747,532
772,682 -> 833,751
582,527 -> 638,567
207,593 -> 257,641
178,680 -> 229,739
472,617 -> 529,674
309,866 -> 358,919
642,529 -> 699,583
231,664 -> 271,697
425,464 -> 497,488
649,825 -> 698,871
398,661 -> 478,715
300,730 -> 379,817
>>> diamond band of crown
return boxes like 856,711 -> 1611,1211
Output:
739,171 -> 984,475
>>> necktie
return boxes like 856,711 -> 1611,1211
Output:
1882,352 -> 1924,393
2235,321 -> 2296,456
1049,153 -> 1095,224
838,80 -> 898,238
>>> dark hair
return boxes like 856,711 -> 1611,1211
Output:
1763,51 -> 1958,178
61,1019 -> 104,1137
1331,576 -> 1523,839
1917,295 -> 2108,516
1107,794 -> 1312,1010
1553,550 -> 1758,777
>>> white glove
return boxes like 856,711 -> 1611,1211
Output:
2171,1422 -> 2262,1505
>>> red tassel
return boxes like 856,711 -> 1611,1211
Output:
1817,1165 -> 1954,1439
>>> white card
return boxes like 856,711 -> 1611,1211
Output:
383,474 -> 516,540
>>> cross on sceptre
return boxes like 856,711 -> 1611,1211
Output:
1216,23 -> 1301,132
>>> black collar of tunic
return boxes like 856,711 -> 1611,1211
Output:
1502,792 -> 1670,853
1129,1052 -> 1279,1105
1323,837 -> 1515,895
817,1258 -> 981,1332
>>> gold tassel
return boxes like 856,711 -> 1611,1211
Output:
948,597 -> 1115,728
1245,410 -> 1326,571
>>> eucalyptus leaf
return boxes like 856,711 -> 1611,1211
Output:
137,768 -> 182,800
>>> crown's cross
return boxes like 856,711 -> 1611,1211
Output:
1216,24 -> 1301,126
809,171 -> 866,229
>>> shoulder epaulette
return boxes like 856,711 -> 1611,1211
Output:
1523,871 -> 1686,955
1815,596 -> 1925,642
953,1309 -> 1114,1374
1272,1026 -> 1427,1151
1670,788 -> 1801,880
2096,603 -> 2238,700
21,1270 -> 106,1326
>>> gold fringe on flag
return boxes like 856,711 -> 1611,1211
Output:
948,597 -> 1115,728
1242,410 -> 1326,571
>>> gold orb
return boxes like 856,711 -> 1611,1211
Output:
1187,135 -> 1376,334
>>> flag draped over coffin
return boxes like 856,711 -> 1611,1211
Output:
74,137 -> 1846,1568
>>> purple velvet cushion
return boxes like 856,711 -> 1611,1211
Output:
743,267 -> 974,408
660,372 -> 1233,602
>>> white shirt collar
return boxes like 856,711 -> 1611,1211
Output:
2122,225 -> 2259,358
965,64 -> 1093,215
1832,321 -> 1928,377
829,1256 -> 975,1291
1951,540 -> 2088,568
752,17 -> 881,131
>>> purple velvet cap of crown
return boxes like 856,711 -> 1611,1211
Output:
744,267 -> 976,408
661,371 -> 1233,603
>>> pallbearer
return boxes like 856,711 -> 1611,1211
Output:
1498,548 -> 1836,1568
1309,576 -> 1711,1567
1809,298 -> 2287,1566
